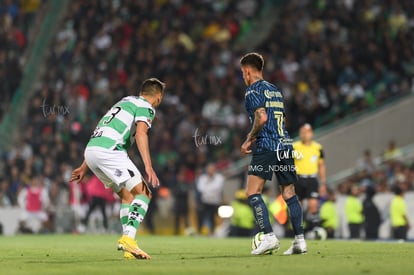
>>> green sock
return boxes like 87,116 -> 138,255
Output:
124,195 -> 150,239
120,203 -> 130,232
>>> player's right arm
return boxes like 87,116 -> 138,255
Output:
248,107 -> 267,140
241,107 -> 267,155
241,88 -> 266,155
70,160 -> 89,183
135,121 -> 159,188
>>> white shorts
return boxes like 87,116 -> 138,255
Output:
20,211 -> 48,222
84,147 -> 143,193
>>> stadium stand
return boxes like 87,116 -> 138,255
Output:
0,0 -> 43,122
0,0 -> 413,235
257,0 -> 414,129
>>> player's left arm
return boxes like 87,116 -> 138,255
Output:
403,204 -> 411,229
241,107 -> 267,155
135,121 -> 159,188
318,148 -> 327,197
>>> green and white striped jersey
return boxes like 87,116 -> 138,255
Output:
87,96 -> 155,151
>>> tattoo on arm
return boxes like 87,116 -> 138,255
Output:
248,108 -> 266,140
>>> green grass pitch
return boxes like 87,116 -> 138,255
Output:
0,235 -> 413,275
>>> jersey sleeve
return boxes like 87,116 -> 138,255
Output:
135,107 -> 156,128
245,89 -> 265,111
317,142 -> 324,159
320,148 -> 325,159
292,141 -> 299,151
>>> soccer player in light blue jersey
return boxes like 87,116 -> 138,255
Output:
240,52 -> 307,255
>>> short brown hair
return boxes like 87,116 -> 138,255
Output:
140,78 -> 166,96
240,52 -> 264,71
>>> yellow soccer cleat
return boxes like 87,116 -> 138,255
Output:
123,251 -> 136,260
117,235 -> 151,260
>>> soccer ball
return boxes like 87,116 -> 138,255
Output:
305,227 -> 327,240
251,232 -> 265,250
315,227 -> 328,240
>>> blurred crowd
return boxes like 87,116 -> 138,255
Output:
0,0 -> 43,121
338,140 -> 414,195
260,0 -> 414,128
323,140 -> 413,240
0,0 -> 414,235
0,0 -> 260,233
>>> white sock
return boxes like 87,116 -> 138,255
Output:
295,234 -> 305,240
265,232 -> 277,240
124,195 -> 149,239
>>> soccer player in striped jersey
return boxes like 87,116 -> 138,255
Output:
240,53 -> 307,255
70,78 -> 165,260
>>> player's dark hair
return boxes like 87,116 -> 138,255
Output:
140,78 -> 165,96
240,52 -> 264,71
392,185 -> 403,195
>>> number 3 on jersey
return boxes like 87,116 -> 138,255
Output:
104,106 -> 121,125
273,111 -> 285,137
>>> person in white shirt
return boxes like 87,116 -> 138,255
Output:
196,163 -> 224,235
18,175 -> 50,233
